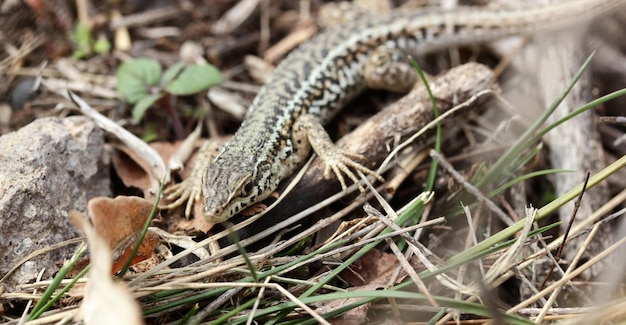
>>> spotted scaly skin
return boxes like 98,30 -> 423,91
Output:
197,0 -> 624,223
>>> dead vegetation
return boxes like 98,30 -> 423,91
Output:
1,0 -> 626,324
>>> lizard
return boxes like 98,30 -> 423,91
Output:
163,0 -> 625,223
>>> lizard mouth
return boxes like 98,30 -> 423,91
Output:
204,199 -> 252,224
203,205 -> 228,223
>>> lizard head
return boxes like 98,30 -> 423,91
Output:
202,152 -> 277,223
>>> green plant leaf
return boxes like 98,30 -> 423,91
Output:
117,58 -> 162,104
141,124 -> 160,143
164,63 -> 224,95
161,61 -> 186,86
132,93 -> 162,123
93,35 -> 111,54
71,21 -> 93,59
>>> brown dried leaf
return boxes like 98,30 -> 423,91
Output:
70,212 -> 144,325
313,250 -> 398,324
315,284 -> 380,325
88,196 -> 159,274
111,147 -> 153,197
340,248 -> 398,287
191,206 -> 215,233
165,195 -> 213,233
111,142 -> 180,197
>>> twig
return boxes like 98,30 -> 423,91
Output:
539,171 -> 590,290
430,150 -> 515,226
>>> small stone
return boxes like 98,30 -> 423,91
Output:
0,117 -> 110,288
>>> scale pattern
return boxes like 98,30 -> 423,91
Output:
199,0 -> 625,222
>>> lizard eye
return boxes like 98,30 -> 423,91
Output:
233,174 -> 253,198
242,181 -> 254,196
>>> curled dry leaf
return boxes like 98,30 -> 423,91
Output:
70,212 -> 144,325
112,142 -> 180,198
88,196 -> 159,274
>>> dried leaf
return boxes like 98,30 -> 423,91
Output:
314,250 -> 399,324
71,212 -> 144,325
88,196 -> 159,273
191,208 -> 215,233
340,249 -> 398,287
315,286 -> 376,325
111,142 -> 179,197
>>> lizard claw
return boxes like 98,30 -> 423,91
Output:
321,148 -> 384,193
161,177 -> 203,218
295,114 -> 384,193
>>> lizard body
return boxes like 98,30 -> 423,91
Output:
164,0 -> 624,222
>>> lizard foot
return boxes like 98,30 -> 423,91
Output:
161,177 -> 202,218
294,113 -> 384,192
161,140 -> 221,218
320,148 -> 385,192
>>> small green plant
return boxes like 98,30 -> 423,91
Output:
116,58 -> 224,123
72,21 -> 111,59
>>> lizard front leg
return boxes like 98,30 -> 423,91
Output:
288,46 -> 415,191
292,114 -> 384,192
161,140 -> 223,217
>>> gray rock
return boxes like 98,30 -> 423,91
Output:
0,117 -> 110,287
